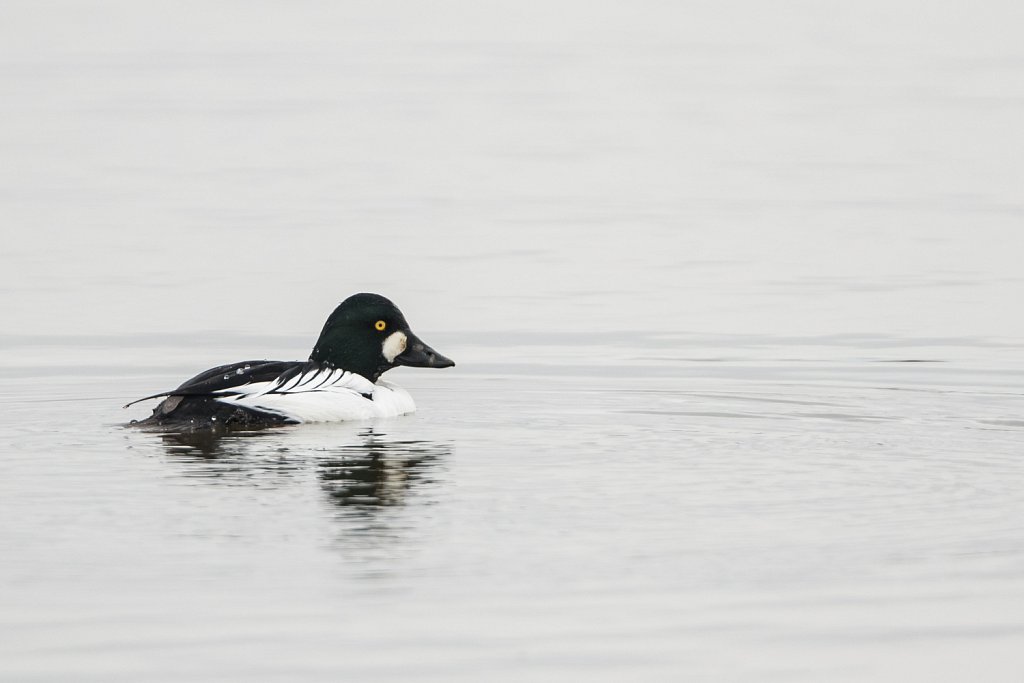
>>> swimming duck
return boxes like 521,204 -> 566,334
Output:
128,293 -> 454,429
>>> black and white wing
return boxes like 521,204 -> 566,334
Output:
211,362 -> 381,422
124,360 -> 300,408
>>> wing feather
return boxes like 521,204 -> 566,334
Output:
123,360 -> 299,408
214,364 -> 380,422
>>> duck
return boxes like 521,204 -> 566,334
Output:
127,293 -> 454,429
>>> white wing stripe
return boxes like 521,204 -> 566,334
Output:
276,371 -> 306,392
212,366 -> 391,423
295,368 -> 324,388
308,369 -> 336,391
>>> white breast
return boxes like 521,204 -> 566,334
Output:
212,367 -> 416,423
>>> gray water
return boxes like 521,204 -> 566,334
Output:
3,2 -> 1024,680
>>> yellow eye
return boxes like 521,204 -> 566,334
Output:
374,320 -> 387,331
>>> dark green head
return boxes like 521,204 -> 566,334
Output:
309,293 -> 455,382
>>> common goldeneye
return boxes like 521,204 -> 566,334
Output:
128,293 -> 454,429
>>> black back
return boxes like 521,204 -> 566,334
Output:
130,360 -> 303,430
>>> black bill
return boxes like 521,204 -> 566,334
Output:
394,332 -> 455,369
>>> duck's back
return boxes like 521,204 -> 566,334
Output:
134,360 -> 300,429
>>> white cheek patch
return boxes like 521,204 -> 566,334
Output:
382,331 -> 408,363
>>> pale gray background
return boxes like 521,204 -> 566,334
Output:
2,2 -> 1023,681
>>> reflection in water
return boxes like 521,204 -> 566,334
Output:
156,428 -> 304,487
150,426 -> 452,521
316,437 -> 451,566
158,428 -> 283,458
318,438 -> 445,510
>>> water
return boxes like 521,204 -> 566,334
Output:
3,2 -> 1024,680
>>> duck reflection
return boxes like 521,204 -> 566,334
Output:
315,434 -> 451,567
158,428 -> 281,458
142,427 -> 451,565
154,428 -> 304,487
318,437 -> 446,510
149,426 -> 450,513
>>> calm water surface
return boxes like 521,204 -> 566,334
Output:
2,2 -> 1024,681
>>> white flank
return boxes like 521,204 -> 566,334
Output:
212,367 -> 416,423
382,331 -> 407,363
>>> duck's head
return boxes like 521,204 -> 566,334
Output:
309,293 -> 455,382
